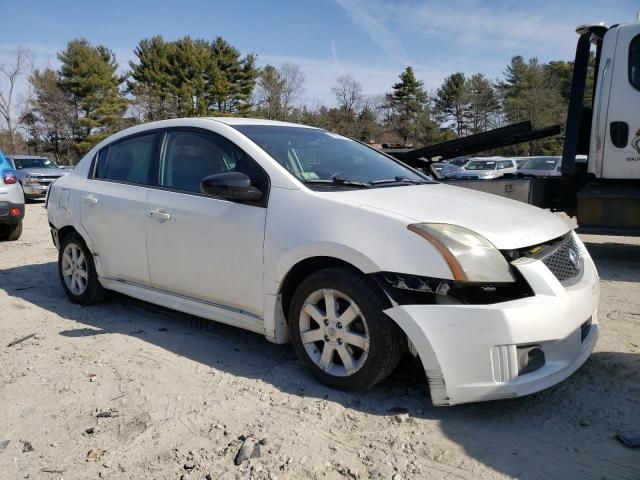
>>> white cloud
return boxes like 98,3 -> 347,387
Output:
330,40 -> 339,64
335,0 -> 411,64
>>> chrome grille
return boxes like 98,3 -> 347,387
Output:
541,235 -> 582,284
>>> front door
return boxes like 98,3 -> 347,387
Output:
603,23 -> 640,179
146,128 -> 268,316
80,131 -> 160,285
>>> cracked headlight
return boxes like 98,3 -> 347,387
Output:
407,223 -> 516,283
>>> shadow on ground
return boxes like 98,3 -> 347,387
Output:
584,241 -> 640,282
1,261 -> 639,479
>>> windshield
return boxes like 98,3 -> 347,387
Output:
233,125 -> 428,186
521,158 -> 559,170
13,157 -> 59,169
465,160 -> 497,171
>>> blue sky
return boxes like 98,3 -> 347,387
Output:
0,0 -> 638,105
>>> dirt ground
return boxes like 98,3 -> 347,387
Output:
0,202 -> 639,480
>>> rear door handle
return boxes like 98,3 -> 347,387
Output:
83,195 -> 98,206
148,209 -> 171,221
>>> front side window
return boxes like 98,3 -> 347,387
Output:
95,133 -> 157,185
160,130 -> 267,194
630,34 -> 640,91
233,125 -> 428,187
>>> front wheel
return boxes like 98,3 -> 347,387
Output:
58,232 -> 107,305
289,267 -> 405,390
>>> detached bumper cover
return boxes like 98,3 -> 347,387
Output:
0,201 -> 25,224
384,250 -> 599,406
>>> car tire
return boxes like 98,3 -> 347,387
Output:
0,221 -> 23,241
289,267 -> 405,391
58,232 -> 107,305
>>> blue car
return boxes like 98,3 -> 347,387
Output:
0,149 -> 25,240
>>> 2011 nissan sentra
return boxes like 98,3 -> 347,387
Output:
46,118 -> 599,405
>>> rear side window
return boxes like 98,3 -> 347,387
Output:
94,133 -> 157,185
498,161 -> 513,169
630,34 -> 640,91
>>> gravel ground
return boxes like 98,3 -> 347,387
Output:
0,202 -> 639,480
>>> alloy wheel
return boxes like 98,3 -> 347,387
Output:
298,288 -> 370,377
61,242 -> 89,295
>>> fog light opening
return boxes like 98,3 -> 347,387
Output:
517,345 -> 545,376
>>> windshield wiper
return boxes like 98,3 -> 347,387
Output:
303,177 -> 371,188
368,176 -> 432,186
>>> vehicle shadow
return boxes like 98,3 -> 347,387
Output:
584,241 -> 640,282
2,261 -> 639,479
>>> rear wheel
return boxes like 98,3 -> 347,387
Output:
58,232 -> 107,304
0,221 -> 22,241
289,267 -> 404,390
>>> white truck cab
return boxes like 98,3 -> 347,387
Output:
587,21 -> 640,179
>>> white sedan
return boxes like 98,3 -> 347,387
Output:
46,118 -> 599,406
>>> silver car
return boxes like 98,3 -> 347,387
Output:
6,156 -> 70,200
517,156 -> 562,177
447,157 -> 518,180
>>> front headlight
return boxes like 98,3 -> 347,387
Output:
407,223 -> 515,283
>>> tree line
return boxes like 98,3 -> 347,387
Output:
0,35 -> 578,164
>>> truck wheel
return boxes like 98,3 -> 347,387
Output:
0,221 -> 22,241
58,232 -> 107,305
289,267 -> 404,390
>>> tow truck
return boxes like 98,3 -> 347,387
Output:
387,18 -> 640,235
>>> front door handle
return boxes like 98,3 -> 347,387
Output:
82,195 -> 98,206
148,209 -> 171,221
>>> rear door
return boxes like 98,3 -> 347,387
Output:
80,131 -> 160,284
602,23 -> 640,179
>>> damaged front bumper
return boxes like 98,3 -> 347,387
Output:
384,250 -> 599,406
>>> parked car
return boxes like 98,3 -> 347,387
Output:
0,150 -> 25,241
6,155 -> 70,200
430,162 -> 462,179
47,118 -> 599,406
448,157 -> 518,180
517,156 -> 563,177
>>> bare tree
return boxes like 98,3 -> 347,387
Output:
279,63 -> 305,120
255,64 -> 284,120
332,74 -> 363,115
331,74 -> 363,136
0,47 -> 31,153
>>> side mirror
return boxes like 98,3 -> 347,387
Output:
200,172 -> 263,202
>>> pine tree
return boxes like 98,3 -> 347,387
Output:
58,39 -> 128,154
388,67 -> 428,145
435,72 -> 468,137
465,74 -> 499,134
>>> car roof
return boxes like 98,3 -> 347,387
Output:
205,117 -> 319,129
8,155 -> 50,159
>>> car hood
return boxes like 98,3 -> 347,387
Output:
330,183 -> 571,249
20,168 -> 68,176
517,169 -> 561,177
